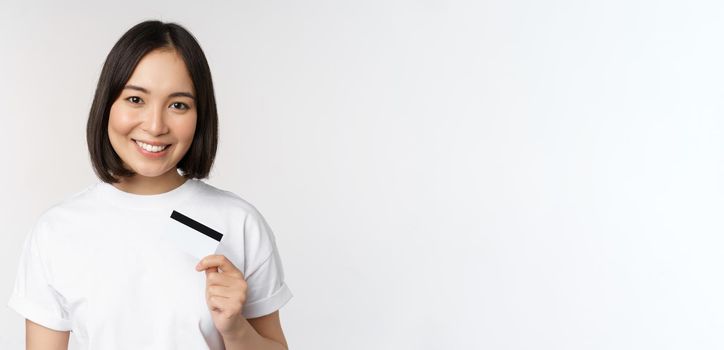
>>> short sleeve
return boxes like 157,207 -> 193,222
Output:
7,220 -> 72,331
240,210 -> 293,319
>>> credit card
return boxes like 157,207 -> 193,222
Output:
159,210 -> 223,261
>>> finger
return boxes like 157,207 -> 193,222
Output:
196,254 -> 224,271
196,255 -> 244,278
207,295 -> 229,315
207,285 -> 231,299
204,269 -> 224,285
207,294 -> 243,318
206,285 -> 238,299
205,269 -> 245,288
207,282 -> 247,299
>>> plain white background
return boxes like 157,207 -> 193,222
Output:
1,0 -> 723,349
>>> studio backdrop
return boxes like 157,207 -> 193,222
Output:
1,0 -> 723,349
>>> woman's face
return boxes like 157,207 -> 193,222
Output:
108,48 -> 197,180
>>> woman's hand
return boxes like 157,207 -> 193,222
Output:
195,254 -> 249,338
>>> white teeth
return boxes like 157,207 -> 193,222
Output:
135,140 -> 169,153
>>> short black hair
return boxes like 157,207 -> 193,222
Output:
87,20 -> 218,183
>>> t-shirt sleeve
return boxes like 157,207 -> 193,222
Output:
7,220 -> 72,331
240,209 -> 293,319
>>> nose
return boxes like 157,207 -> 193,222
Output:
142,103 -> 169,136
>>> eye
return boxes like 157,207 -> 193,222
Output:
170,102 -> 190,110
126,96 -> 143,104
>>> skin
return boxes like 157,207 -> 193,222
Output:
107,47 -> 197,195
26,49 -> 288,349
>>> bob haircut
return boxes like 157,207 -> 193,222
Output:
87,20 -> 218,183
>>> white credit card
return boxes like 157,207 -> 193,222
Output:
159,210 -> 223,261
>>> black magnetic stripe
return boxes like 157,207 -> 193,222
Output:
170,210 -> 224,242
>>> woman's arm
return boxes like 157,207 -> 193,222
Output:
26,319 -> 69,350
223,311 -> 289,350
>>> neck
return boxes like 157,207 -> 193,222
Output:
112,170 -> 187,195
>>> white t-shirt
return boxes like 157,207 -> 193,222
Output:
7,179 -> 293,349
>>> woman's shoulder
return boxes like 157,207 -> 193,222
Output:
30,182 -> 100,233
193,180 -> 264,216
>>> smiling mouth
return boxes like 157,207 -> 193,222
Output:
132,139 -> 171,153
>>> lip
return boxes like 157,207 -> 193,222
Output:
132,139 -> 171,159
132,138 -> 170,147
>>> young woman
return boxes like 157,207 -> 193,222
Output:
8,20 -> 292,349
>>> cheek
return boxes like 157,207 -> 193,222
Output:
174,113 -> 197,144
108,103 -> 138,137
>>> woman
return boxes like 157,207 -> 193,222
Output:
8,20 -> 292,349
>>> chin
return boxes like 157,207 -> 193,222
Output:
130,166 -> 175,179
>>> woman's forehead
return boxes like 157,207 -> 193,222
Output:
125,49 -> 195,95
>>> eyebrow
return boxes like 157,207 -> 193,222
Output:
124,84 -> 195,100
